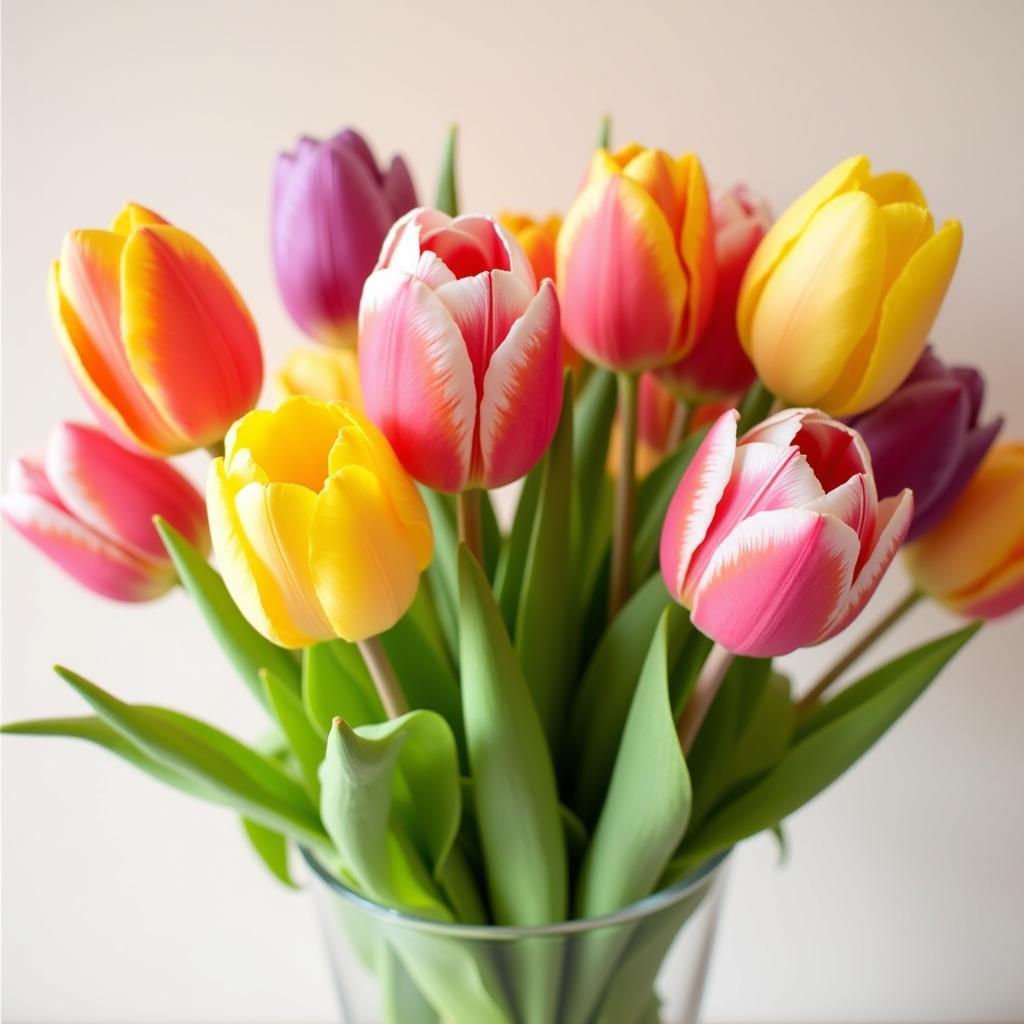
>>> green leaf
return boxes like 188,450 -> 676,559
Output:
515,375 -> 575,747
494,463 -> 542,630
319,712 -> 460,919
737,378 -> 776,434
434,123 -> 459,216
302,640 -> 384,738
675,623 -> 981,872
480,490 -> 503,583
420,488 -> 460,654
572,368 -> 617,552
54,666 -> 328,850
262,668 -> 325,800
155,518 -> 300,707
458,544 -> 567,925
241,818 -> 297,889
576,609 -> 692,917
596,113 -> 612,150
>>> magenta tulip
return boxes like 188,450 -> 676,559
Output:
660,408 -> 913,657
847,348 -> 1002,540
1,423 -> 209,601
358,208 -> 563,492
272,129 -> 418,347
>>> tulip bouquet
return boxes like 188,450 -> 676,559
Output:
4,124 -> 1022,1024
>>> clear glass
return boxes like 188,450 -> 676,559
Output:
302,848 -> 730,1024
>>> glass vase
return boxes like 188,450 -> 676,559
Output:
302,848 -> 730,1024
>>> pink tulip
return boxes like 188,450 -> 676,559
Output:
660,408 -> 913,656
358,208 -> 563,492
1,422 -> 209,601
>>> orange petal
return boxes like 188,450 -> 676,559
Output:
111,203 -> 168,236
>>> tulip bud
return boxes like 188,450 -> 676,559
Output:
737,155 -> 963,416
848,348 -> 1002,540
207,397 -> 432,647
659,185 -> 771,401
660,408 -> 913,656
273,129 -> 418,347
1,422 -> 209,601
276,346 -> 362,406
904,443 -> 1024,620
359,209 -> 563,492
556,145 -> 716,373
50,203 -> 263,456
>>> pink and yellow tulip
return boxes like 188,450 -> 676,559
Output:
660,407 -> 913,656
737,156 -> 963,416
358,209 -> 563,492
660,185 -> 770,401
277,346 -> 362,406
206,397 -> 432,647
50,203 -> 263,456
904,442 -> 1024,619
1,422 -> 209,601
556,144 -> 716,373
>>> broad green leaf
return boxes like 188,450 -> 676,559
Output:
673,623 -> 981,874
576,610 -> 692,917
494,463 -> 542,630
458,545 -> 567,925
155,518 -> 300,706
262,668 -> 325,800
515,376 -> 575,746
420,488 -> 459,654
480,489 -> 503,582
378,943 -> 441,1024
54,666 -> 328,851
434,123 -> 459,216
302,641 -> 383,738
572,367 -> 617,555
319,712 -> 461,918
241,817 -> 297,889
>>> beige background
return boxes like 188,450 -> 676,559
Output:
2,0 -> 1023,1020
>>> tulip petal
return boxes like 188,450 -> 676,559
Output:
621,149 -> 686,236
660,409 -> 738,600
358,269 -> 476,491
676,153 -> 716,348
310,466 -> 422,642
691,509 -> 859,657
805,473 -> 876,570
738,154 -> 871,343
1,492 -> 171,602
862,171 -> 927,208
748,192 -> 886,404
232,480 -> 335,648
823,488 -> 913,639
121,225 -> 263,445
478,278 -> 564,488
377,208 -> 451,274
824,219 -> 963,416
954,558 -> 1024,620
110,203 -> 168,236
557,175 -> 686,371
382,155 -> 418,218
276,346 -> 363,405
8,452 -> 65,508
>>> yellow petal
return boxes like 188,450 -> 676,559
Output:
310,466 -> 422,642
276,346 -> 363,405
110,203 -> 168,236
676,153 -> 716,349
826,218 -> 963,416
747,191 -> 885,405
620,149 -> 686,235
738,154 -> 871,344
582,148 -> 623,190
861,172 -> 927,208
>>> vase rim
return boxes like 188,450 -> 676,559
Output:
299,846 -> 731,940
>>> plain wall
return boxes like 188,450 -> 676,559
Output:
2,0 -> 1022,1020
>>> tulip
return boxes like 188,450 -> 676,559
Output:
904,443 -> 1024,620
358,208 -> 563,492
50,203 -> 263,456
659,185 -> 771,401
277,346 -> 362,406
1,422 -> 208,601
660,407 -> 913,657
273,129 -> 418,347
737,155 -> 963,416
556,144 -> 716,372
848,348 -> 1002,540
207,396 -> 432,647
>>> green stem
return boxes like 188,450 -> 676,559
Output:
797,588 -> 923,714
736,379 -> 775,434
609,373 -> 639,618
456,489 -> 485,566
357,636 -> 409,719
677,643 -> 735,753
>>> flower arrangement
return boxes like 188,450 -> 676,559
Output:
4,122 -> 1021,1022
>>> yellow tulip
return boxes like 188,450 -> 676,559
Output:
904,443 -> 1024,620
207,397 -> 432,647
276,346 -> 362,406
737,156 -> 963,415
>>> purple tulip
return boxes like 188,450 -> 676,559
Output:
849,348 -> 1003,540
272,129 -> 418,347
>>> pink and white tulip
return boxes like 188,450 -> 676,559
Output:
358,208 -> 563,492
660,408 -> 913,657
1,422 -> 209,601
